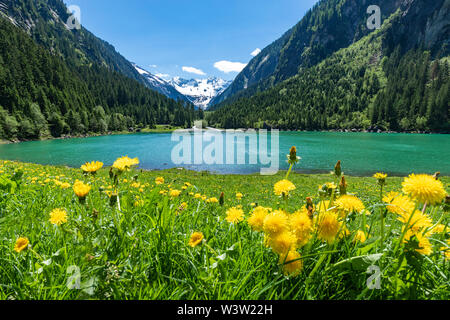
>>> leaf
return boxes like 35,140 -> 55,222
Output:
333,253 -> 383,271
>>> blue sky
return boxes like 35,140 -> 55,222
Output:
64,0 -> 319,80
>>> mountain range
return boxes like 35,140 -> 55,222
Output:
133,64 -> 231,109
0,0 -> 448,141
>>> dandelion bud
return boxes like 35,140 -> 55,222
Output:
109,168 -> 114,179
433,172 -> 440,180
287,146 -> 301,165
92,208 -> 99,219
339,176 -> 347,195
110,192 -> 118,207
334,160 -> 342,177
306,197 -> 314,218
444,195 -> 450,212
219,192 -> 225,206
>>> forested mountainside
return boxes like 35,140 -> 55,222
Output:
208,0 -> 449,133
210,0 -> 404,107
0,18 -> 195,141
0,0 -> 193,102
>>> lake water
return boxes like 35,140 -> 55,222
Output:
0,131 -> 449,176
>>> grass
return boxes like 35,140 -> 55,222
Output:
0,159 -> 448,300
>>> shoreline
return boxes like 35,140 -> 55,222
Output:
1,127 -> 448,145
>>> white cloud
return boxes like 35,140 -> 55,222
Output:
251,48 -> 261,57
214,60 -> 247,73
182,66 -> 206,76
149,64 -> 157,68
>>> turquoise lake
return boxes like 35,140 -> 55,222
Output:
0,131 -> 449,176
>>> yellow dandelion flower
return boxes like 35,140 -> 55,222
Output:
334,195 -> 365,216
112,156 -> 139,172
402,174 -> 446,205
226,207 -> 244,224
49,208 -> 68,226
383,192 -> 415,216
236,192 -> 243,200
60,182 -> 71,189
14,237 -> 29,253
268,231 -> 297,256
81,161 -> 103,174
404,231 -> 433,256
247,206 -> 269,232
274,179 -> 296,198
155,177 -> 165,185
289,210 -> 313,247
206,197 -> 218,203
280,250 -> 303,277
194,193 -> 202,199
263,210 -> 289,236
398,210 -> 432,234
134,200 -> 145,207
316,211 -> 341,244
353,230 -> 367,243
73,181 -> 91,201
169,189 -> 181,198
189,232 -> 204,247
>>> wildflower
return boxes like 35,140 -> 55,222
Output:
289,210 -> 313,247
339,176 -> 347,195
177,202 -> 188,214
268,231 -> 297,256
280,250 -> 303,277
287,146 -> 301,165
236,192 -> 243,201
334,195 -> 365,216
194,193 -> 202,199
226,207 -> 244,224
247,206 -> 269,232
14,237 -> 29,253
81,161 -> 103,174
353,230 -> 367,243
316,211 -> 341,244
112,156 -> 139,172
274,180 -> 296,198
383,192 -> 415,216
169,189 -> 181,198
206,197 -> 218,203
404,231 -> 432,256
73,181 -> 91,203
155,177 -> 164,185
189,232 -> 204,248
49,208 -> 68,226
373,172 -> 387,186
398,210 -> 432,234
60,182 -> 71,189
263,210 -> 289,236
402,174 -> 446,205
134,199 -> 145,207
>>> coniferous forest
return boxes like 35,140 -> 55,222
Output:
0,18 -> 196,141
207,0 -> 449,133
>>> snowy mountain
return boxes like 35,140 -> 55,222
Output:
133,64 -> 231,109
169,77 -> 232,109
133,64 -> 191,104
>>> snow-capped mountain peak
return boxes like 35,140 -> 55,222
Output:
133,64 -> 231,109
168,77 -> 232,109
